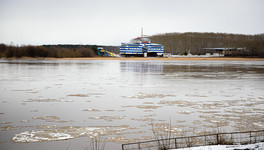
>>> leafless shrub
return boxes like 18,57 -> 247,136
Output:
82,137 -> 105,150
151,120 -> 173,150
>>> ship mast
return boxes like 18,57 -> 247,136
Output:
141,27 -> 143,37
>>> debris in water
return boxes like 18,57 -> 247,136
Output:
105,109 -> 115,112
143,102 -> 154,104
30,110 -> 38,112
0,121 -> 11,124
32,116 -> 60,122
67,94 -> 88,97
0,125 -> 15,131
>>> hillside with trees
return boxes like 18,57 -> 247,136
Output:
150,32 -> 264,57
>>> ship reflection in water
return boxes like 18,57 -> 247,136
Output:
120,61 -> 163,73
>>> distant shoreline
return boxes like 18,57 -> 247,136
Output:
2,57 -> 264,61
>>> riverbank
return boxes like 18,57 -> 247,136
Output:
2,57 -> 264,61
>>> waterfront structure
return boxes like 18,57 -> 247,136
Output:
120,37 -> 164,57
200,47 -> 250,56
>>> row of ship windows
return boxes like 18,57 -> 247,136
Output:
121,48 -> 163,50
120,50 -> 164,52
120,52 -> 164,54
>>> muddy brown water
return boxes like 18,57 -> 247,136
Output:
0,59 -> 264,150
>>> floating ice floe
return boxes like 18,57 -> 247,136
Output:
32,116 -> 60,121
0,121 -> 11,124
12,125 -> 135,143
82,108 -> 100,112
0,125 -> 15,131
253,122 -> 264,127
20,120 -> 29,123
49,133 -> 73,140
88,116 -> 124,122
12,130 -> 74,142
178,111 -> 192,114
24,99 -> 61,102
123,93 -> 175,99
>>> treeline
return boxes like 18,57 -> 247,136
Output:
0,44 -> 97,58
150,32 -> 264,57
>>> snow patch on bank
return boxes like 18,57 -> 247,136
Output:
173,142 -> 264,150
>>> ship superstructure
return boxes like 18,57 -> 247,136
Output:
120,37 -> 164,57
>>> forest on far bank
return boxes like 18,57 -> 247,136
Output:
1,32 -> 264,58
150,32 -> 264,57
0,44 -> 121,58
0,44 -> 98,58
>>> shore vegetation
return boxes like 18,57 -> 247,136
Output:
0,44 -> 97,58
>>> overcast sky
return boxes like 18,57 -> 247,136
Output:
0,0 -> 263,46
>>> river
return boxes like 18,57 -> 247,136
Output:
0,59 -> 264,150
